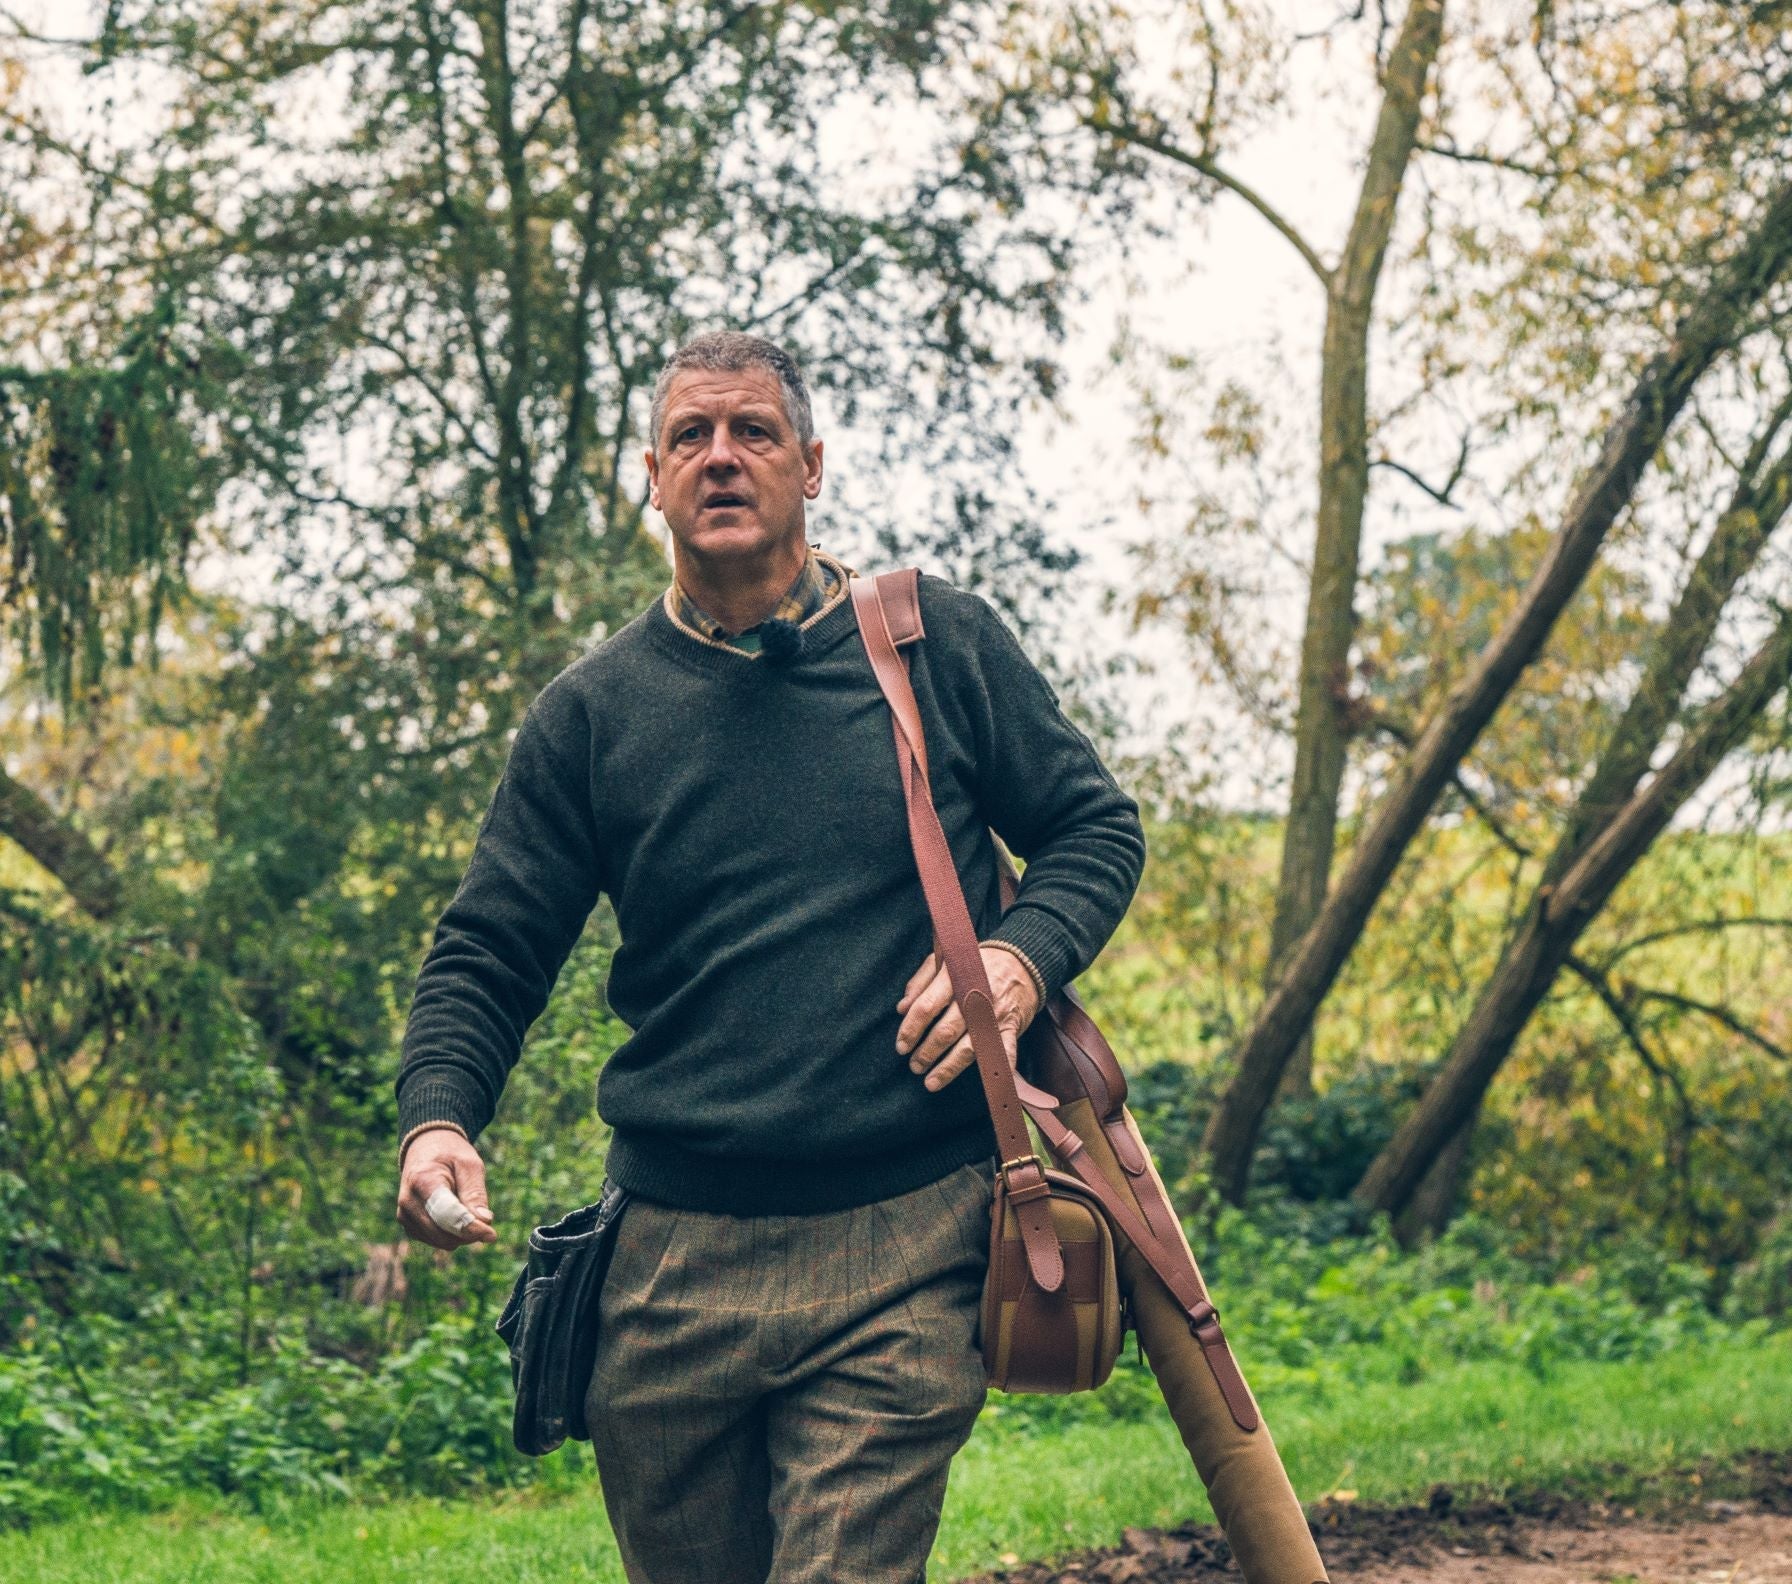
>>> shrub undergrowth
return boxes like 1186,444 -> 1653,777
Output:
7,1188 -> 1783,1526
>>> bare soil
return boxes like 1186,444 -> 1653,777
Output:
972,1452 -> 1792,1583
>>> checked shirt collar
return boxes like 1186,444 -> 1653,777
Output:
670,544 -> 846,655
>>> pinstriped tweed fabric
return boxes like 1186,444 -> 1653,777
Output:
586,1155 -> 999,1584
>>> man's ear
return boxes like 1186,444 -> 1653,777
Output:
644,447 -> 661,507
803,436 -> 823,500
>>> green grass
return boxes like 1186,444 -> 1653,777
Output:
11,1332 -> 1792,1582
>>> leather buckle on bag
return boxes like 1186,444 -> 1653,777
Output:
1188,1299 -> 1221,1338
999,1152 -> 1051,1204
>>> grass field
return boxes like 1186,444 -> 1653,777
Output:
13,1332 -> 1791,1583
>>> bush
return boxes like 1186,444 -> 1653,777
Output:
1728,1204 -> 1792,1323
0,1301 -> 595,1527
1122,1056 -> 1432,1216
981,1203 -> 1755,1435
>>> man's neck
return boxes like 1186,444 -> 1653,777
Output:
673,541 -> 809,636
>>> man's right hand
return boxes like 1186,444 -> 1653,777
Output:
396,1128 -> 498,1250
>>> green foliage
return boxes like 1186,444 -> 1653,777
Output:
0,1304 -> 581,1527
0,899 -> 625,1529
4,0 -> 1085,709
7,1087 -> 1763,1531
0,298 -> 232,707
1092,805 -> 1792,1274
983,1204 -> 1758,1439
1121,1054 -> 1430,1223
1728,1204 -> 1792,1323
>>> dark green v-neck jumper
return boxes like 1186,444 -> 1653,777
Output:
394,569 -> 1147,1215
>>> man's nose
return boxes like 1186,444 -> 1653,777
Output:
702,429 -> 743,470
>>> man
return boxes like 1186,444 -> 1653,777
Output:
393,330 -> 1146,1582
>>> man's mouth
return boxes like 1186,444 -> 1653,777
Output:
703,494 -> 751,510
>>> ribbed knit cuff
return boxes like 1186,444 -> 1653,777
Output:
986,907 -> 1075,1007
398,1120 -> 470,1166
395,1071 -> 489,1159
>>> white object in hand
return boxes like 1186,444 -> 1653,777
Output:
426,1184 -> 478,1236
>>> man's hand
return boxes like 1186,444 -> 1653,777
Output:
396,1128 -> 498,1250
895,945 -> 1042,1092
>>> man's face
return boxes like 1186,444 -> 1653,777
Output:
645,365 -> 823,568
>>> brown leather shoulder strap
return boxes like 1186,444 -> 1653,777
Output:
850,570 -> 1065,1295
878,566 -> 925,646
858,571 -> 931,782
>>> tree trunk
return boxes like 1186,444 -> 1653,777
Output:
1264,0 -> 1448,1103
1553,408 -> 1792,874
1354,605 -> 1792,1218
0,763 -> 121,920
1201,175 -> 1792,1203
1365,425 -> 1792,1212
1393,1116 -> 1475,1243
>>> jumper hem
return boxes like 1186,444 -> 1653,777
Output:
603,1115 -> 1000,1216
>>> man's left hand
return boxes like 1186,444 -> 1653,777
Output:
895,945 -> 1042,1092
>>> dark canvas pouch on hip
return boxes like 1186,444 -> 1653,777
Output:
494,1176 -> 632,1456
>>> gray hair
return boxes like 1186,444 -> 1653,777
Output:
647,330 -> 816,455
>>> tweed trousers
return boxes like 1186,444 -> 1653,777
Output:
585,1154 -> 999,1584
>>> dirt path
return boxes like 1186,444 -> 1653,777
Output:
971,1452 -> 1792,1583
1344,1510 -> 1792,1581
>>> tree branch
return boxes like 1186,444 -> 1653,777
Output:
1564,952 -> 1699,1199
547,2 -> 613,533
1080,113 -> 1332,287
477,0 -> 546,582
1548,605 -> 1792,927
0,763 -> 121,919
1633,986 -> 1790,1062
1372,711 -> 1533,857
1596,914 -> 1792,968
1415,137 -> 1559,184
1371,428 -> 1471,508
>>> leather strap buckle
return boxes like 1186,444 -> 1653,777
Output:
1188,1299 -> 1221,1337
999,1152 -> 1051,1204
